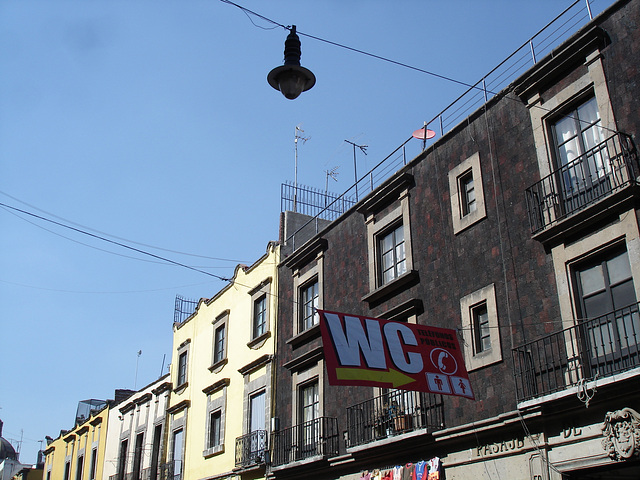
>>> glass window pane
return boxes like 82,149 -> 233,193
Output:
607,251 -> 632,285
554,115 -> 578,145
579,264 -> 605,296
577,97 -> 600,125
558,137 -> 581,166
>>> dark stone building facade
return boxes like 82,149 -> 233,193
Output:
270,1 -> 640,479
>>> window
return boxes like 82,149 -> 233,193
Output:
117,440 -> 127,480
378,224 -> 406,285
208,411 -> 222,449
460,284 -> 502,371
75,456 -> 83,480
202,379 -> 227,457
253,295 -> 267,339
459,170 -> 476,216
213,324 -> 225,364
171,429 -> 183,480
64,462 -> 71,480
89,449 -> 97,480
360,173 -> 414,298
132,433 -> 143,480
448,152 -> 486,234
177,351 -> 187,386
150,425 -> 162,480
573,247 -> 639,372
471,302 -> 490,354
300,280 -> 319,331
551,96 -> 613,210
248,279 -> 271,345
299,381 -> 319,456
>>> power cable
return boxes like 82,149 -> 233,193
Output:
0,201 -> 232,282
0,190 -> 246,264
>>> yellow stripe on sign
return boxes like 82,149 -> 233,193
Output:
335,367 -> 416,388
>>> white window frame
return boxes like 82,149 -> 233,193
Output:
448,152 -> 486,234
210,311 -> 229,371
460,284 -> 501,371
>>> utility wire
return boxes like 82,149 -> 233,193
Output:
0,190 -> 246,264
0,201 -> 232,282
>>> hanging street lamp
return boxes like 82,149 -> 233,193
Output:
267,25 -> 316,100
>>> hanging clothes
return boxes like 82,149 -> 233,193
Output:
413,460 -> 427,480
401,463 -> 415,480
427,457 -> 441,480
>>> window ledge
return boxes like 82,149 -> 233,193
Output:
203,445 -> 224,458
208,358 -> 228,373
173,382 -> 188,394
286,324 -> 321,348
362,270 -> 419,304
247,331 -> 271,349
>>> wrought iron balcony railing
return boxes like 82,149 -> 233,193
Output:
345,390 -> 444,448
270,417 -> 339,467
235,430 -> 268,468
158,462 -> 181,480
525,132 -> 638,234
512,302 -> 640,402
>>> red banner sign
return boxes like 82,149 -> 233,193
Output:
319,310 -> 474,399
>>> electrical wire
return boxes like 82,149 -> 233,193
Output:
0,201 -> 232,282
0,190 -> 247,264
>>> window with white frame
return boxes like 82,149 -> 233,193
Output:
213,324 -> 225,364
202,379 -> 228,457
448,152 -> 486,234
359,173 -> 415,298
300,279 -> 319,331
460,284 -> 501,371
177,351 -> 187,387
248,279 -> 271,345
378,223 -> 407,285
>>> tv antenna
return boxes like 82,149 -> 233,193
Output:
344,140 -> 367,201
324,166 -> 339,206
294,125 -> 310,212
134,350 -> 142,389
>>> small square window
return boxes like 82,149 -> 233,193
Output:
448,152 -> 486,234
378,224 -> 406,285
300,280 -> 319,332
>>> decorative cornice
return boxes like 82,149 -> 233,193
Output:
166,399 -> 190,415
202,378 -> 230,396
134,393 -> 153,405
89,416 -> 103,426
357,172 -> 414,217
283,237 -> 328,270
283,346 -> 324,372
152,382 -> 172,395
119,402 -> 136,414
238,354 -> 273,376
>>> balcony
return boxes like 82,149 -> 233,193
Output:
525,132 -> 638,237
512,302 -> 640,403
346,390 -> 444,448
235,430 -> 267,468
270,417 -> 339,467
158,462 -> 180,480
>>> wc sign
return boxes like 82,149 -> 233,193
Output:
319,310 -> 474,399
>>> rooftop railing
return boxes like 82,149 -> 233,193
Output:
283,0 -> 604,250
512,301 -> 640,402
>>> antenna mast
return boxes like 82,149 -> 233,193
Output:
294,125 -> 309,212
344,140 -> 367,201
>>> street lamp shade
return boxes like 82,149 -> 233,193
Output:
268,26 -> 316,100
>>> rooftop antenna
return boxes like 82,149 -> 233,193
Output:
344,140 -> 367,201
134,350 -> 142,389
324,166 -> 339,206
294,125 -> 310,212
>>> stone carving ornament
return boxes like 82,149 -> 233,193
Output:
601,407 -> 640,461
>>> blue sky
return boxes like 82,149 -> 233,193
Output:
0,0 -> 614,464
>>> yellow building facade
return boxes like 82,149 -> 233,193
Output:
166,242 -> 279,480
42,405 -> 109,480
